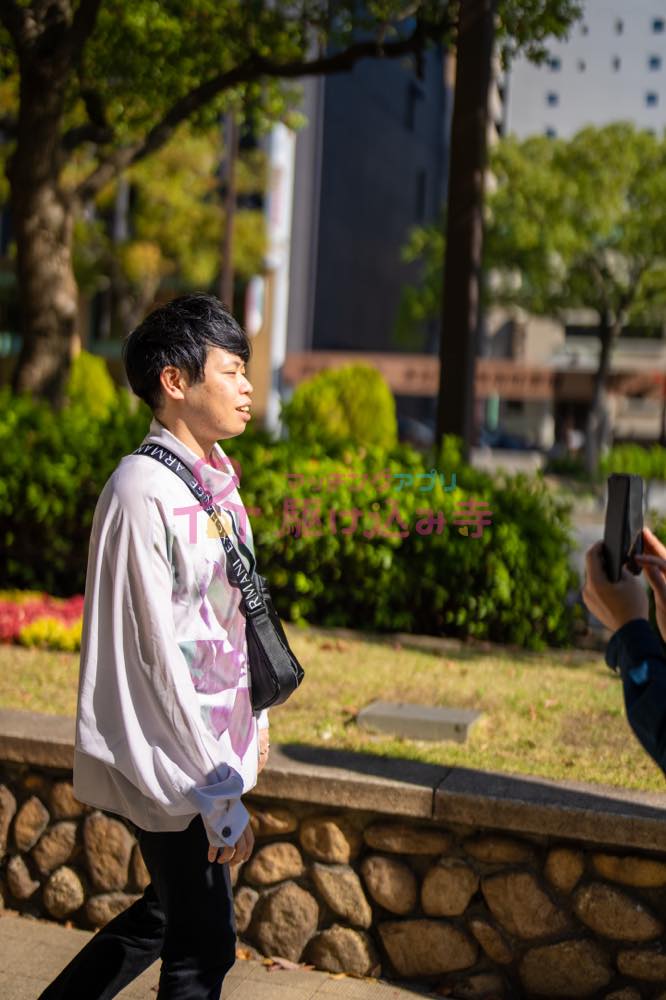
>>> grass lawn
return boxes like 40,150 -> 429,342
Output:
2,628 -> 664,794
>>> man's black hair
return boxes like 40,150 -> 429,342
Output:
122,293 -> 251,412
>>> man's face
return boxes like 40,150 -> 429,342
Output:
181,346 -> 253,441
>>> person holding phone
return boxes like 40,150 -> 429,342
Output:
582,527 -> 666,773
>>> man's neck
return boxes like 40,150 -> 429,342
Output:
154,415 -> 215,463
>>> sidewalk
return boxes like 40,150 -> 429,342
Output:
0,913 -> 429,1000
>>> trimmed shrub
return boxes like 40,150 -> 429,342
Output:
66,350 -> 118,419
281,364 -> 398,450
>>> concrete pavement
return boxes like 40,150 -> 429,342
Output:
0,912 -> 430,1000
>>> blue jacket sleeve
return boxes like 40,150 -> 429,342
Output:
605,618 -> 666,774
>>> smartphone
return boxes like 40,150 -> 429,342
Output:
602,474 -> 644,583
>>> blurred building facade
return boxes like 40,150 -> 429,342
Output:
506,0 -> 666,139
247,47 -> 454,431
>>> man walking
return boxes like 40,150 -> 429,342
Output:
40,293 -> 268,999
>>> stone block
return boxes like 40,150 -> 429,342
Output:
593,852 -> 666,888
234,886 -> 259,934
83,812 -> 134,891
361,855 -> 417,916
0,784 -> 17,858
519,940 -> 611,997
248,805 -> 298,838
250,881 -> 319,962
468,918 -> 513,965
464,834 -> 535,865
379,919 -> 477,977
574,883 -> 663,941
86,892 -> 141,927
617,947 -> 666,981
363,822 -> 451,855
481,872 -> 569,939
244,842 -> 304,886
310,862 -> 372,927
304,925 -> 378,977
0,709 -> 75,769
299,815 -> 362,863
31,821 -> 77,876
14,795 -> 50,851
357,701 -> 482,743
49,781 -> 86,820
421,859 -> 479,917
43,866 -> 85,919
6,855 -> 40,900
545,847 -> 584,893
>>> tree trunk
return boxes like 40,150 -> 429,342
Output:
436,0 -> 496,461
584,316 -> 617,477
9,58 -> 78,406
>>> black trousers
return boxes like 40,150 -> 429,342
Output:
38,815 -> 236,1000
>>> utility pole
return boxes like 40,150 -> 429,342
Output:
436,0 -> 497,460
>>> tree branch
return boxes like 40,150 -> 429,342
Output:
76,15 -> 451,201
0,0 -> 28,48
67,0 -> 103,62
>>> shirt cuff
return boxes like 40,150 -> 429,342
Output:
201,798 -> 249,849
605,618 -> 661,676
256,709 -> 270,731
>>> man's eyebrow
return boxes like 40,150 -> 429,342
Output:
222,358 -> 244,368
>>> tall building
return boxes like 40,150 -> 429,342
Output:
506,0 -> 666,139
287,49 -> 451,359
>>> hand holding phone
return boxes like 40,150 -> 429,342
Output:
602,474 -> 644,582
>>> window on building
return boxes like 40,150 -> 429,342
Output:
646,91 -> 659,107
615,18 -> 623,34
649,54 -> 662,71
548,56 -> 561,71
577,59 -> 586,72
545,126 -> 557,138
612,55 -> 621,71
653,17 -> 665,33
546,91 -> 559,106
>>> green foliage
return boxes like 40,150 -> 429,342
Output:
400,124 -> 666,338
601,444 -> 666,481
65,351 -> 118,419
280,365 -> 399,450
0,389 -> 151,595
0,391 -> 577,648
227,431 -> 578,650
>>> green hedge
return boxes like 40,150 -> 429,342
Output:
0,391 -> 578,648
601,443 -> 666,480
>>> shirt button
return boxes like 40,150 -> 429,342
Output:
222,826 -> 231,838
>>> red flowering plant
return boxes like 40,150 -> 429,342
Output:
0,591 -> 84,650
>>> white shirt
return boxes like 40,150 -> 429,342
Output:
74,418 -> 267,848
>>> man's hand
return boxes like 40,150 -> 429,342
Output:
208,819 -> 255,866
582,540 -> 648,632
635,527 -> 666,639
258,727 -> 270,773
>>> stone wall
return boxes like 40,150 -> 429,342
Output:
1,710 -> 666,998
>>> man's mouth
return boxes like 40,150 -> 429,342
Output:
236,405 -> 251,413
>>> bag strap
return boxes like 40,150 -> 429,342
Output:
133,442 -> 267,620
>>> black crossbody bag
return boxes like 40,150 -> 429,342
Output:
135,443 -> 304,711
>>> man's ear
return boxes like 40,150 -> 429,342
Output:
159,365 -> 188,403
